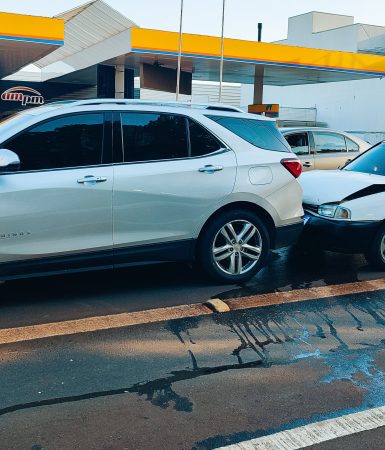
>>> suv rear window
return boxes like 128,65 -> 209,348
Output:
208,116 -> 290,153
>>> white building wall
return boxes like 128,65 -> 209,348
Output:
358,25 -> 385,53
276,12 -> 358,52
262,78 -> 385,132
260,11 -> 385,137
312,12 -> 353,34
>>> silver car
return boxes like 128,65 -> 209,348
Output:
281,127 -> 370,171
0,100 -> 303,283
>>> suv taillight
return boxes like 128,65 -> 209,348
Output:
281,158 -> 302,178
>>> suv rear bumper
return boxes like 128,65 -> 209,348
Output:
274,221 -> 304,249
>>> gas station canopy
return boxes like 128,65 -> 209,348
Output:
120,28 -> 385,86
0,12 -> 64,79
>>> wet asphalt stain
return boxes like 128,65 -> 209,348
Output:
167,316 -> 201,345
210,293 -> 385,409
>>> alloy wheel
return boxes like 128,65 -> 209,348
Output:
212,220 -> 262,276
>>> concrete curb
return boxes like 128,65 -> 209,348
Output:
224,279 -> 385,311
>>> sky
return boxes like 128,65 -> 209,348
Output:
1,0 -> 385,42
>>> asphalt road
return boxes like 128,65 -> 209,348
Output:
0,245 -> 384,329
2,290 -> 385,449
2,246 -> 385,449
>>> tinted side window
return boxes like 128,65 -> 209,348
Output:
122,113 -> 188,162
345,137 -> 359,152
188,119 -> 222,157
208,116 -> 290,152
5,114 -> 104,172
313,132 -> 347,154
285,132 -> 309,155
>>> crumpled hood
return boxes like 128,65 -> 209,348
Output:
300,170 -> 385,206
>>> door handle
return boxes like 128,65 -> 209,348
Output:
77,175 -> 107,184
199,165 -> 224,173
303,162 -> 313,168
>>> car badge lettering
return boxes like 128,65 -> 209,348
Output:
0,231 -> 32,240
1,87 -> 44,106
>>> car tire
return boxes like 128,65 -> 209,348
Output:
198,210 -> 270,284
365,224 -> 385,270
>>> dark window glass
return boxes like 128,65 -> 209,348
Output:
345,137 -> 359,152
5,113 -> 104,171
344,142 -> 385,175
208,116 -> 290,152
313,132 -> 347,154
285,132 -> 309,155
188,119 -> 222,156
122,113 -> 188,162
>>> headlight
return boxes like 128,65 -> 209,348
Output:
318,204 -> 351,220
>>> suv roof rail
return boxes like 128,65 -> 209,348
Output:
46,99 -> 244,113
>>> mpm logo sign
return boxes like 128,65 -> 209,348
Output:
1,86 -> 45,106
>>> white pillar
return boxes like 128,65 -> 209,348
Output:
115,64 -> 125,99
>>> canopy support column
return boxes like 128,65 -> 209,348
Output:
253,65 -> 265,104
115,64 -> 125,99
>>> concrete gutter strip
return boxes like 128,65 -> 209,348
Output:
225,279 -> 385,311
0,303 -> 211,345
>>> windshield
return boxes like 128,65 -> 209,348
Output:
344,141 -> 385,176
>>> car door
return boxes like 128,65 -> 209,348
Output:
312,131 -> 348,170
112,112 -> 237,262
0,112 -> 113,275
284,131 -> 315,171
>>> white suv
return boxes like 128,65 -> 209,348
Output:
0,100 -> 303,283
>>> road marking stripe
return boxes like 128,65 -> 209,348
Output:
215,406 -> 385,449
1,279 -> 385,345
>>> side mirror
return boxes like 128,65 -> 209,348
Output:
0,149 -> 20,173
